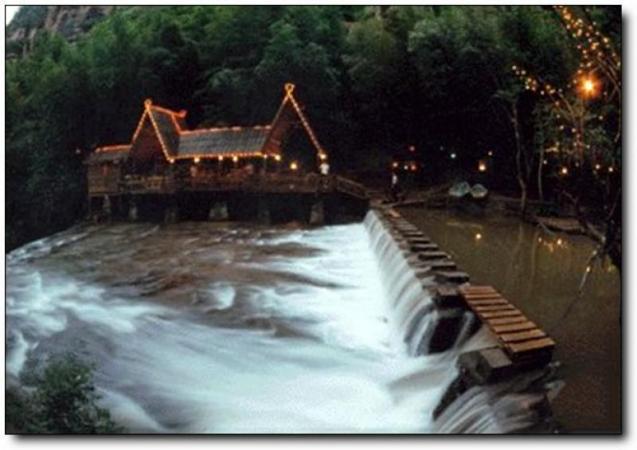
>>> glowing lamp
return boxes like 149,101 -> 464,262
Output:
450,153 -> 457,160
194,157 -> 200,164
578,75 -> 599,99
319,153 -> 327,161
478,161 -> 487,172
392,162 -> 399,169
274,155 -> 282,162
475,233 -> 482,241
219,156 -> 224,161
608,166 -> 614,173
232,156 -> 239,163
560,167 -> 568,176
290,161 -> 298,171
169,159 -> 175,164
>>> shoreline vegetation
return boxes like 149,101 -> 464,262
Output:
6,356 -> 122,434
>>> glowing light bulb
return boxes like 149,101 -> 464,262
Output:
475,233 -> 482,241
290,161 -> 298,171
579,75 -> 599,99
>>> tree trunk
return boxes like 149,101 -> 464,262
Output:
537,146 -> 545,202
511,101 -> 528,215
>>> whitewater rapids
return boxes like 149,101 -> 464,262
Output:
6,218 -> 549,433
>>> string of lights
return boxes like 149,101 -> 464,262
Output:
512,5 -> 620,179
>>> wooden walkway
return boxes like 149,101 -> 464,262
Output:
459,285 -> 555,363
381,207 -> 555,366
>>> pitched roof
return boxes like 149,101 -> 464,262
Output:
179,126 -> 271,157
147,106 -> 181,157
89,84 -> 326,163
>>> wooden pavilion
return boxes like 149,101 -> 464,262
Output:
86,84 -> 367,223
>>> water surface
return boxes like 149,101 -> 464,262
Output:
400,207 -> 621,432
6,218 -> 550,433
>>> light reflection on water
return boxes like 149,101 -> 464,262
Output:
399,207 -> 621,432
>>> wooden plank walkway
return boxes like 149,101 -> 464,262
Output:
380,206 -> 555,367
459,285 -> 555,363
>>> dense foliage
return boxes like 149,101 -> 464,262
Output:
6,356 -> 122,434
5,6 -> 621,253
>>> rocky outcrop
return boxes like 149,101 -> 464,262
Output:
6,6 -> 115,57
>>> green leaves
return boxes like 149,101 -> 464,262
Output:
7,356 -> 122,434
5,5 -> 621,250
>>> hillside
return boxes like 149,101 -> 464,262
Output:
6,6 -> 115,56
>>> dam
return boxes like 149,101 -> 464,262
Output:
6,209 -> 560,433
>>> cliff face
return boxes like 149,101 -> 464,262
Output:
7,6 -> 115,56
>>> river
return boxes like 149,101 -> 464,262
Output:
6,216 -> 554,433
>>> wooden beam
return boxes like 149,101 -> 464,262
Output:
498,329 -> 546,343
491,321 -> 537,334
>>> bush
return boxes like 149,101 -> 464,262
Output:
6,356 -> 123,434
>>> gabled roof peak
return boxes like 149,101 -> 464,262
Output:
94,84 -> 326,162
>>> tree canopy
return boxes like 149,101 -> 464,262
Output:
6,5 -> 621,252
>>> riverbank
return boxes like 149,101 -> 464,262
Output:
398,205 -> 621,433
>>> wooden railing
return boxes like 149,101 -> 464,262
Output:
91,172 -> 368,200
122,175 -> 177,193
334,175 -> 368,199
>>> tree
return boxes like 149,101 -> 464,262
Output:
512,6 -> 621,271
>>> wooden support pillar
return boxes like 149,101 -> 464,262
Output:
103,195 -> 112,222
129,197 -> 138,221
164,197 -> 178,223
309,198 -> 325,225
257,195 -> 271,225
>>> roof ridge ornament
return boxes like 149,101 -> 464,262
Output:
144,98 -> 153,108
285,83 -> 295,95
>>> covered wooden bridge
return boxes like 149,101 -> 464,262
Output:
86,83 -> 368,224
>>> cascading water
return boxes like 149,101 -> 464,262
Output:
6,216 -> 555,433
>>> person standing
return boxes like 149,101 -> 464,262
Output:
390,171 -> 399,202
319,160 -> 330,176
